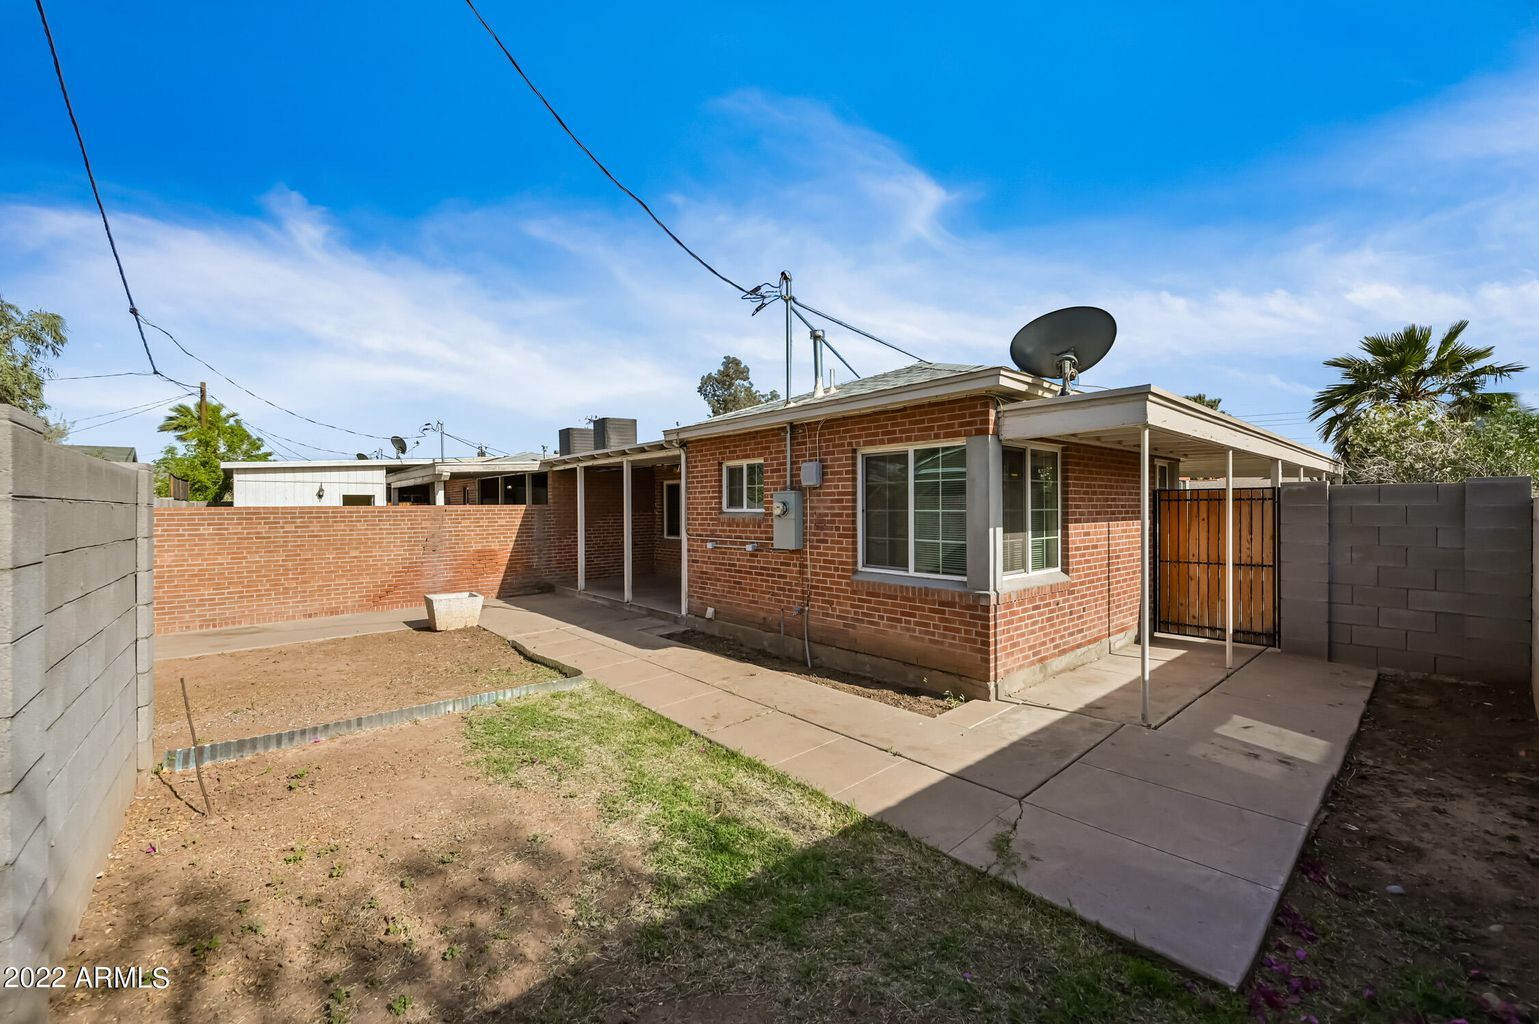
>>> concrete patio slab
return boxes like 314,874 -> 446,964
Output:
709,711 -> 841,766
589,657 -> 677,689
840,760 -> 1019,852
777,737 -> 904,795
1159,691 -> 1365,774
951,804 -> 1280,988
664,689 -> 768,734
938,698 -> 1014,728
901,707 -> 1116,798
611,672 -> 713,709
155,608 -> 417,660
1027,762 -> 1306,889
1007,637 -> 1264,726
1214,651 -> 1375,711
1079,727 -> 1335,826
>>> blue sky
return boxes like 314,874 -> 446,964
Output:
4,2 -> 1538,458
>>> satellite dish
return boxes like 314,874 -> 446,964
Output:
1010,306 -> 1117,396
354,452 -> 369,461
390,435 -> 408,457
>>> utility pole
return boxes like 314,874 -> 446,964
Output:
199,381 -> 208,430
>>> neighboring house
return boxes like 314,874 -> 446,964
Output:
64,444 -> 138,462
538,363 -> 1336,699
223,454 -> 545,506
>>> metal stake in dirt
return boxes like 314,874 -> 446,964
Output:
180,676 -> 214,818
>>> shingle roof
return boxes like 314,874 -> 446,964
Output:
702,362 -> 989,425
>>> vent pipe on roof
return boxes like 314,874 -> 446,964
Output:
811,328 -> 826,398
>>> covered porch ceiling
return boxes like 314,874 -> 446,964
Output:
998,385 -> 1337,479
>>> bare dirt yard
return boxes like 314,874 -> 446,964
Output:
60,626 -> 1537,1024
664,628 -> 957,717
155,627 -> 562,749
1252,671 -> 1539,1023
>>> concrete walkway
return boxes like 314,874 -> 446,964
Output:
160,594 -> 1375,987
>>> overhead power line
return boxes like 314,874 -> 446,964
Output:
35,1 -> 394,447
70,391 -> 194,435
33,0 -> 161,376
463,0 -> 750,295
135,317 -> 392,442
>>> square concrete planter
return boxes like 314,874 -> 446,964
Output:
424,591 -> 484,631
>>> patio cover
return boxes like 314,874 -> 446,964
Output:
998,386 -> 1338,725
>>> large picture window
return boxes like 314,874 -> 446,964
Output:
722,461 -> 764,512
1003,446 -> 1061,574
860,444 -> 967,578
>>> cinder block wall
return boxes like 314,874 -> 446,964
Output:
1279,478 -> 1532,683
2,406 -> 154,1018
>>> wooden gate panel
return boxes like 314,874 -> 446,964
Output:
1154,488 -> 1278,646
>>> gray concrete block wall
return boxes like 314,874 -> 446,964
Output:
2,405 -> 153,1020
1279,477 -> 1533,684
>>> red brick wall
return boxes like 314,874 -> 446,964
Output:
153,504 -> 573,634
994,444 -> 1142,678
683,396 -> 997,681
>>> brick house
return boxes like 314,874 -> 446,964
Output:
541,363 -> 1337,701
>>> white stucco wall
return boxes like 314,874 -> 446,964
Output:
231,465 -> 387,506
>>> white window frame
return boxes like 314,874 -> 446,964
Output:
721,459 -> 765,513
662,480 -> 682,538
856,439 -> 968,581
1002,442 -> 1064,577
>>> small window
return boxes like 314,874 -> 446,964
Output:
341,494 -> 375,507
722,461 -> 764,513
505,474 -> 527,505
859,444 -> 966,578
1003,446 -> 1062,575
529,472 -> 549,505
479,476 -> 501,504
662,480 -> 681,538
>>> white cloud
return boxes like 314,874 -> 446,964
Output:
5,58 -> 1538,456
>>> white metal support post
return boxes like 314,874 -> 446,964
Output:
622,458 -> 633,605
1225,448 -> 1235,670
576,465 -> 586,592
1139,425 -> 1152,727
1272,459 -> 1284,489
678,449 -> 689,616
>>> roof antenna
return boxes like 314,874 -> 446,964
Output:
780,271 -> 793,406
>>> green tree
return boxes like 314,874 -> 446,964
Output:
1184,393 -> 1223,410
1310,321 -> 1525,453
698,355 -> 779,416
154,399 -> 271,501
1342,401 -> 1539,490
1,294 -> 69,437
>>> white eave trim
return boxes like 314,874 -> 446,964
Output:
663,367 -> 1054,442
541,439 -> 679,470
997,384 -> 1338,473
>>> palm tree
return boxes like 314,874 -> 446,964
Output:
1185,393 -> 1223,411
158,399 -> 236,441
1310,321 -> 1525,452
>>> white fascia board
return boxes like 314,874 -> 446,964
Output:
998,385 -> 1337,473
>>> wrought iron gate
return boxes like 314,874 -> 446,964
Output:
1153,487 -> 1278,646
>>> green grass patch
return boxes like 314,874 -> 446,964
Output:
465,685 -> 1248,1023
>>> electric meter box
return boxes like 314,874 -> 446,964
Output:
771,490 -> 804,550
